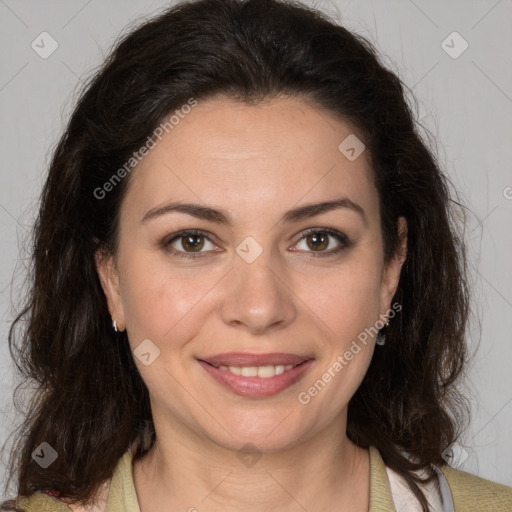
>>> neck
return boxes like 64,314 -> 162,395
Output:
133,416 -> 370,512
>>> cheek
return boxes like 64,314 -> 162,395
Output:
297,267 -> 381,414
299,257 -> 383,344
118,247 -> 224,345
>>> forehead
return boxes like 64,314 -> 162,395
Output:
122,95 -> 379,225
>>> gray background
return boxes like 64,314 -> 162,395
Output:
1,0 -> 511,497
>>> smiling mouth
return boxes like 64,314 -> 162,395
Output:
201,360 -> 307,378
197,354 -> 314,398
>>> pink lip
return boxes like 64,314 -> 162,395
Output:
197,354 -> 314,398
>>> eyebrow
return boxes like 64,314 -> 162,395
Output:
140,196 -> 367,226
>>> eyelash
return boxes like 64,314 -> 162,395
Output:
161,228 -> 353,260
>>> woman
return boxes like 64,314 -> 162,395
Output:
2,0 -> 511,511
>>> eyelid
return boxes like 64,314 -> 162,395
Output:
162,227 -> 352,259
162,229 -> 219,259
291,227 -> 352,255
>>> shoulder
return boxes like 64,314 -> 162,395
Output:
16,493 -> 105,512
15,448 -> 132,512
16,492 -> 74,512
16,480 -> 111,512
440,464 -> 512,510
371,444 -> 512,512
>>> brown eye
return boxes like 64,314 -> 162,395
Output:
293,228 -> 352,256
305,232 -> 329,251
180,234 -> 204,252
163,230 -> 217,258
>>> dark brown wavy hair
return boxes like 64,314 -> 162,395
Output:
1,0 -> 471,510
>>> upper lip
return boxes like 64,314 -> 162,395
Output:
199,352 -> 313,368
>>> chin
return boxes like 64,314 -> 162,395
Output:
202,412 -> 310,453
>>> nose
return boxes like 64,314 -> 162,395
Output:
220,249 -> 297,335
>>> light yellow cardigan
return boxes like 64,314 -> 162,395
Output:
16,445 -> 512,512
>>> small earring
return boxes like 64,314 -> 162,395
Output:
112,319 -> 118,332
376,317 -> 390,346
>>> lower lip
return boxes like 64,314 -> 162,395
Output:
197,360 -> 314,398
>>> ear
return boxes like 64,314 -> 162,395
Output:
379,216 -> 407,316
94,249 -> 126,331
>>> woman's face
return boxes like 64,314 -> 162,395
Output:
97,95 -> 406,453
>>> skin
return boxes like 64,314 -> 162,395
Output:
96,95 -> 407,512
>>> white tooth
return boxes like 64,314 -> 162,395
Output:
258,365 -> 276,378
275,365 -> 285,375
226,364 -> 296,377
241,366 -> 258,377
